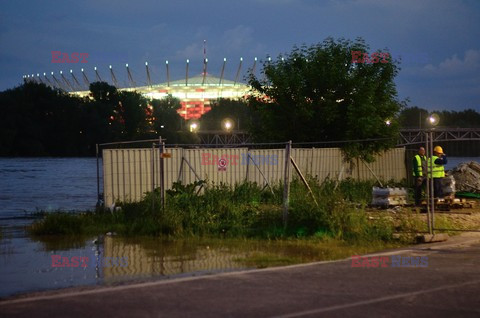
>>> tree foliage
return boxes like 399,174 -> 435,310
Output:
0,82 -> 197,156
199,99 -> 250,131
247,37 -> 401,162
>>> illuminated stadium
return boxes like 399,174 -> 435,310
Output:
23,58 -> 254,120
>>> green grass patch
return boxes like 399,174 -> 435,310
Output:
29,178 -> 417,244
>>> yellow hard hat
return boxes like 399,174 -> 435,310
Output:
434,146 -> 443,154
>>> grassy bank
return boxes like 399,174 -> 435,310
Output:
29,178 -> 421,243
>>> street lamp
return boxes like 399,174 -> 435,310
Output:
189,122 -> 198,133
427,113 -> 439,127
222,118 -> 233,132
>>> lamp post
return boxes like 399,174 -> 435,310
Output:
426,113 -> 439,234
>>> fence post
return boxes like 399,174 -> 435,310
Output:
283,140 -> 292,227
425,131 -> 432,234
151,142 -> 155,212
429,130 -> 435,234
96,143 -> 101,207
159,136 -> 165,210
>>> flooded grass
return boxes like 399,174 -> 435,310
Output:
232,238 -> 402,268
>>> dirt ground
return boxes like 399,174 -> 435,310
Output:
368,198 -> 480,233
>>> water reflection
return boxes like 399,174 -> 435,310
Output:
1,232 -> 389,299
98,237 -> 253,284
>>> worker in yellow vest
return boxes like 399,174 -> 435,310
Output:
429,146 -> 448,198
412,147 -> 427,206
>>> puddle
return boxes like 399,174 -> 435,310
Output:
0,232 -> 395,299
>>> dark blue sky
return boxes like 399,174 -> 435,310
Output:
1,0 -> 479,111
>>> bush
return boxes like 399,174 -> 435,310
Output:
29,178 -> 397,243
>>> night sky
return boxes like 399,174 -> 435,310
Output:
1,0 -> 479,111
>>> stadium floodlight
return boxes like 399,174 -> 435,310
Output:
126,64 -> 129,68
254,57 -> 257,61
70,70 -> 73,73
59,71 -> 62,74
81,68 -> 84,72
43,72 -> 46,76
109,65 -> 112,69
94,67 -> 97,71
166,60 -> 169,65
240,57 -> 243,61
51,72 -> 54,75
37,73 -> 40,77
186,59 -> 189,63
224,58 -> 226,62
145,62 -> 148,66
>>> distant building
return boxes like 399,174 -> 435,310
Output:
26,58 -> 254,120
141,74 -> 249,120
68,73 -> 249,120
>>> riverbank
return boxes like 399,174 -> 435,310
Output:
4,169 -> 480,299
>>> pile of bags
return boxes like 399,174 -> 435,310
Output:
451,161 -> 480,193
441,175 -> 456,198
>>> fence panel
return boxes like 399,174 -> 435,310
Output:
102,146 -> 407,206
247,148 -> 285,186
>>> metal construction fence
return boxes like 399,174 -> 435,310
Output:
99,140 -> 407,207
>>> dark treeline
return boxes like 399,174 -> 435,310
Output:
398,106 -> 480,129
0,82 -> 198,156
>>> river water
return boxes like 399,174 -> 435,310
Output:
0,157 -> 478,299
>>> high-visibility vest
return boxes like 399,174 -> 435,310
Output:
412,154 -> 426,177
428,156 -> 445,178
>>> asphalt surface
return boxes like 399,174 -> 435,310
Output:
2,233 -> 480,317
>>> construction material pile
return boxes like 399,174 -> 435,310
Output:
451,161 -> 480,193
371,187 -> 408,207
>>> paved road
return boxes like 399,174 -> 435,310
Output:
2,233 -> 480,317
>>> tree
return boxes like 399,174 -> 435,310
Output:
398,107 -> 480,128
117,91 -> 148,139
398,106 -> 429,128
149,96 -> 200,144
200,98 -> 250,131
247,37 -> 401,162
